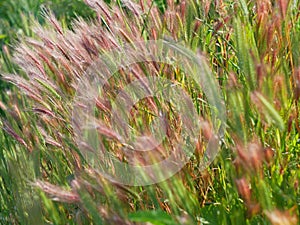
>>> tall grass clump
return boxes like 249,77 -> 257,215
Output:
0,0 -> 299,224
0,0 -> 95,98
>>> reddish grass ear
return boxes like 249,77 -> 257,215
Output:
265,208 -> 298,225
33,180 -> 80,203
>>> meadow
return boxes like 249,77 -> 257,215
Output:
0,0 -> 299,224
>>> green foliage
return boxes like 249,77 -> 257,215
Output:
153,0 -> 167,13
128,210 -> 179,225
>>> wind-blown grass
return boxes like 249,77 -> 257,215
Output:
0,0 -> 299,224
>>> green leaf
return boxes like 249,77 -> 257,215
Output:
239,0 -> 249,16
255,92 -> 285,130
35,78 -> 61,100
234,18 -> 257,90
199,204 -> 230,225
128,210 -> 179,225
77,189 -> 103,225
153,0 -> 167,13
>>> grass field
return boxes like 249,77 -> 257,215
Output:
0,0 -> 299,224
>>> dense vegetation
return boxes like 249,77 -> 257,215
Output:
0,0 -> 299,224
